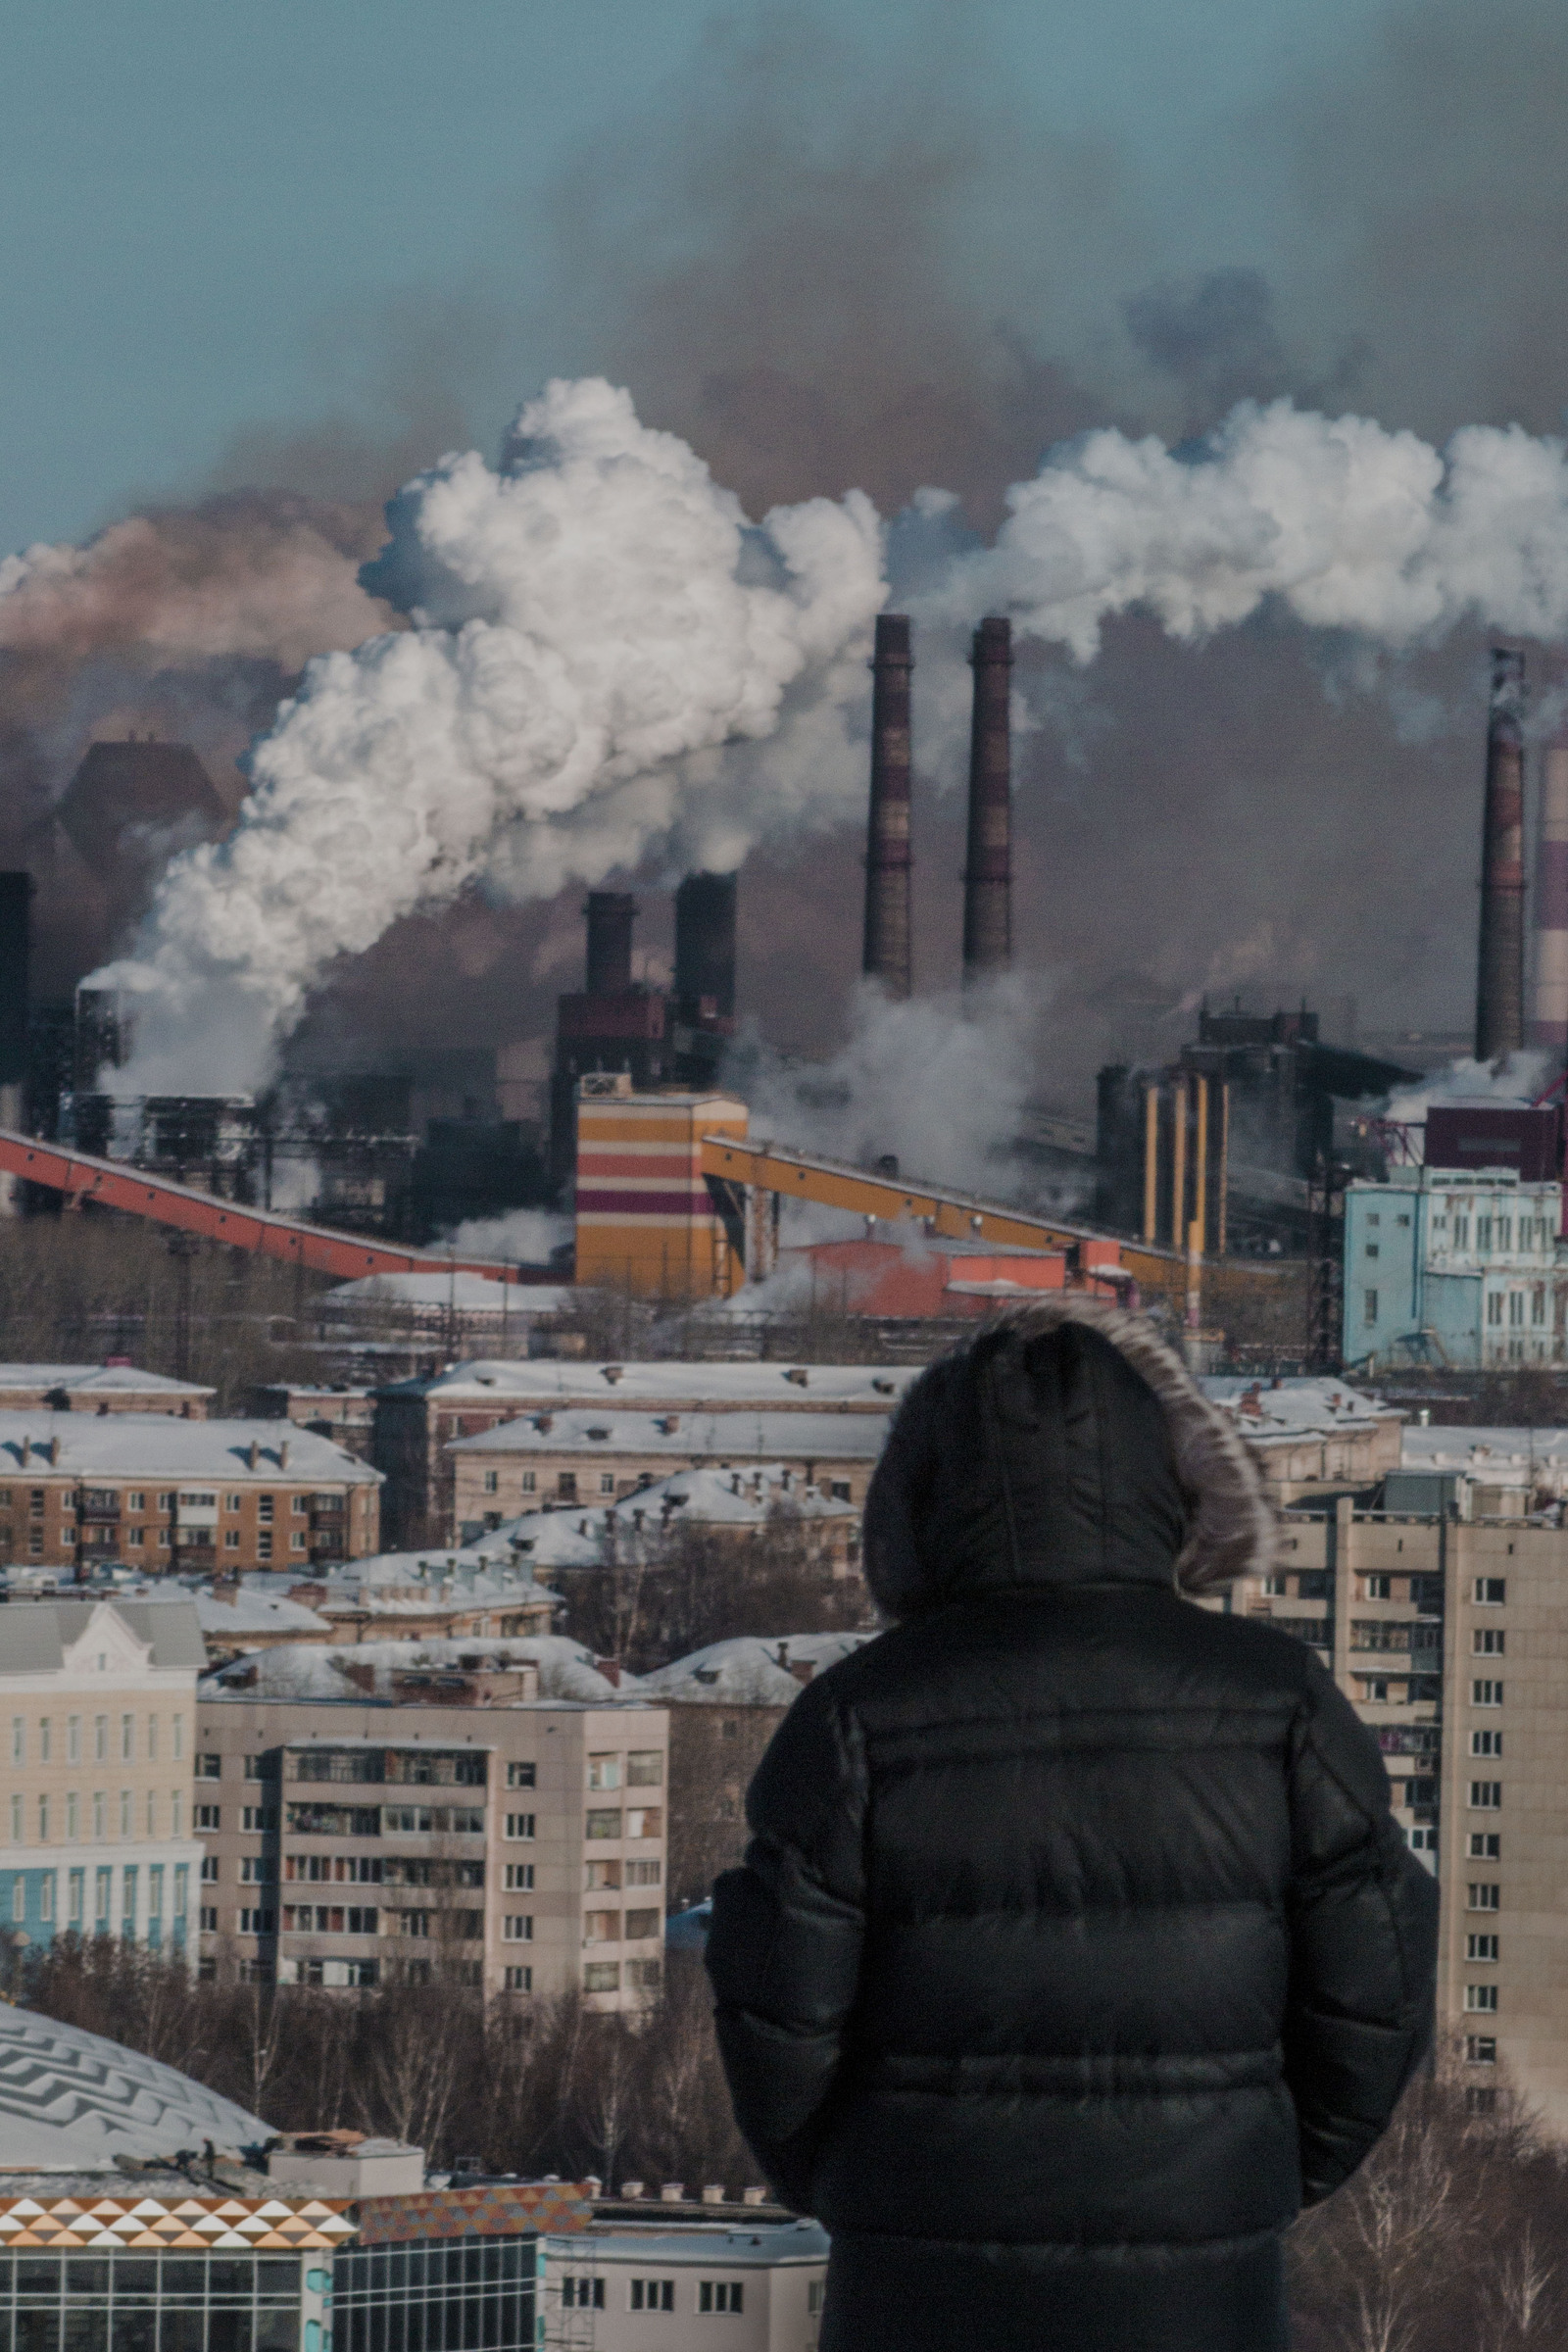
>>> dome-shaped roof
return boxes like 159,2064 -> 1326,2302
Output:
0,2008 -> 268,2169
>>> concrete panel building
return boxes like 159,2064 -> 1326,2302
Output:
0,1416 -> 381,1577
0,1597 -> 204,1949
1232,1494 -> 1568,2131
1343,1166 -> 1566,1371
196,1661 -> 668,2009
542,2223 -> 829,2351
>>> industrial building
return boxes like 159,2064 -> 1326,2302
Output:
196,1658 -> 668,2008
0,1594 -> 205,1951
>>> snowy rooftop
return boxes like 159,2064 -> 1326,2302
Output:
642,1632 -> 877,1706
383,1359 -> 916,1410
546,2222 -> 830,2267
0,1597 -> 205,1675
202,1633 -> 642,1707
467,1467 -> 858,1572
0,1414 -> 381,1482
0,1364 -> 213,1398
1401,1427 -> 1568,1470
449,1409 -> 891,1461
241,1555 -> 560,1613
326,1275 -> 575,1315
1200,1377 -> 1395,1438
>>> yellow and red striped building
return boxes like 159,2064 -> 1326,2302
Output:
574,1081 -> 749,1298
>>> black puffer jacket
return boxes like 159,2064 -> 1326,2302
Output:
706,1303 -> 1438,2352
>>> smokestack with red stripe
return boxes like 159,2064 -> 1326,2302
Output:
1529,711 -> 1568,1059
1475,648 -> 1527,1064
862,613 -> 913,999
962,616 -> 1012,979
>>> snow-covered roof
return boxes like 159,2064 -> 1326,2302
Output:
0,1414 -> 380,1483
449,1409 -> 891,1461
0,1364 -> 213,1399
0,2010 -> 268,2169
466,1466 -> 858,1571
546,2222 -> 830,2268
202,1633 -> 640,1707
642,1631 -> 877,1704
0,1598 -> 205,1675
1200,1376 -> 1394,1438
1401,1427 -> 1568,1471
190,1589 -> 332,1638
249,1554 -> 559,1614
382,1359 -> 915,1410
326,1274 -> 575,1314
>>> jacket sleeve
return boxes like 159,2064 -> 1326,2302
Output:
1283,1655 -> 1440,2203
704,1677 -> 867,2213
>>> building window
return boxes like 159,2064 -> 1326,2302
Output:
625,1858 -> 662,1886
560,2278 -> 605,2312
505,1864 -> 534,1891
1469,1782 -> 1502,1810
1466,2086 -> 1498,2116
1363,1575 -> 1391,1600
698,2283 -> 745,2315
92,1794 -> 105,1838
9,1720 -> 21,1768
1464,1984 -> 1499,2013
630,2281 -> 675,2314
201,1857 -> 219,1883
507,1761 -> 536,1788
257,1533 -> 272,1559
195,1805 -> 220,1832
1475,1579 -> 1506,1605
224,1531 -> 241,1549
1533,1286 -> 1546,1325
625,1908 -> 661,1941
173,1866 -> 187,1918
1466,1934 -> 1499,1962
586,1809 -> 622,1839
1474,1628 -> 1505,1655
584,1911 -> 619,1944
625,1807 -> 662,1839
627,1751 -> 662,1788
1406,1826 -> 1437,1854
504,1966 -> 532,1991
1359,1679 -> 1390,1703
1478,1217 -> 1494,1252
1364,1244 -> 1379,1260
584,1962 -> 620,1993
292,1494 -> 309,1514
196,1753 -> 221,1780
1467,2036 -> 1497,2065
66,1792 -> 78,1839
1470,1730 -> 1502,1758
121,1714 -> 134,1762
1364,1290 -> 1379,1325
521,1472 -> 536,1494
67,1715 -> 80,1764
8,1795 -> 20,1844
1468,1884 -> 1500,1910
1472,1680 -> 1503,1706
120,1791 -> 131,1838
239,1908 -> 276,1936
483,1471 -> 499,1494
588,1755 -> 620,1791
1507,1291 -> 1524,1326
503,1915 -> 533,1942
37,1720 -> 50,1766
505,1813 -> 536,1840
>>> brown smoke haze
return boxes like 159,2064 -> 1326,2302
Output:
7,0 -> 1568,1099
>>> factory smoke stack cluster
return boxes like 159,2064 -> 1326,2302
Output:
862,614 -> 914,1001
1475,647 -> 1526,1065
861,612 -> 1013,992
962,616 -> 1012,981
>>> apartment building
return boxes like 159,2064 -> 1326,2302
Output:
372,1359 -> 914,1545
1200,1375 -> 1404,1495
542,2223 -> 829,2351
196,1669 -> 668,2008
1343,1165 -> 1568,1371
0,1597 -> 204,1948
0,1364 -> 214,1416
0,1416 -> 381,1576
448,1411 -> 890,1547
1233,1493 -> 1568,2129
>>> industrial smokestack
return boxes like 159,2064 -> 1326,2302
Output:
674,872 -> 737,1019
1476,648 -> 1527,1064
962,616 -> 1012,979
0,874 -> 30,1122
584,891 -> 638,997
1529,714 -> 1568,1060
862,613 -> 913,999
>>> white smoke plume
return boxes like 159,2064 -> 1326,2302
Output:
89,386 -> 1568,1094
95,378 -> 883,1093
443,1206 -> 573,1265
923,400 -> 1568,660
1384,1051 -> 1554,1129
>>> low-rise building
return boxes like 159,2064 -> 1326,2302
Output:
0,1416 -> 382,1576
1343,1164 -> 1567,1371
541,2222 -> 829,2351
0,1364 -> 213,1416
197,1647 -> 668,2008
466,1465 -> 862,1577
373,1359 -> 914,1547
249,1385 -> 376,1461
448,1412 -> 890,1547
0,1596 -> 204,1948
247,1555 -> 561,1643
1200,1375 -> 1404,1494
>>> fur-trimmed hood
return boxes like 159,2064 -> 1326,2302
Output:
861,1295 -> 1278,1617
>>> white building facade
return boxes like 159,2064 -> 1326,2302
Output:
0,1599 -> 205,1954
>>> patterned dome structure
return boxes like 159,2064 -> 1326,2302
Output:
0,2008 -> 268,2169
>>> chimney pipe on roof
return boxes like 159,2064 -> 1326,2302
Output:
584,892 -> 638,997
1530,710 -> 1568,1061
862,614 -> 913,999
962,617 -> 1012,981
1476,648 -> 1527,1062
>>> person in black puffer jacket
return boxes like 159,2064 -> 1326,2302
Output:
705,1298 -> 1439,2352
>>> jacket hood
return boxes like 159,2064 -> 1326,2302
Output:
862,1296 -> 1278,1617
